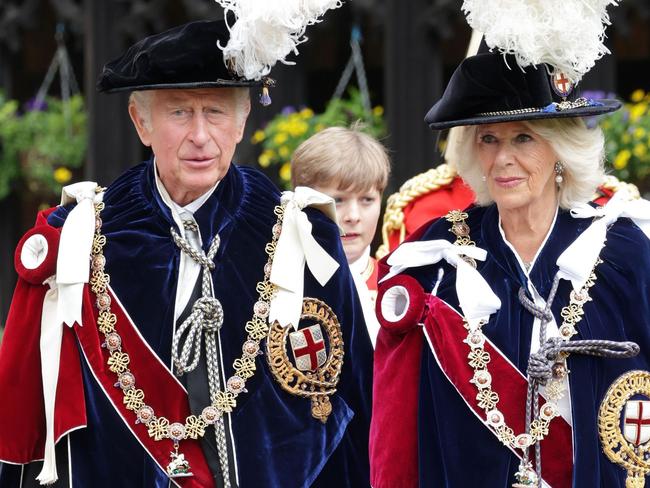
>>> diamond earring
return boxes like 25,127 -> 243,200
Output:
554,161 -> 564,184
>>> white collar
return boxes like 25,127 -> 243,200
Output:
349,246 -> 371,275
153,157 -> 219,223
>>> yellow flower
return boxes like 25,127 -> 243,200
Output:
278,146 -> 290,158
614,149 -> 631,170
287,120 -> 308,137
53,167 -> 72,184
251,130 -> 266,144
630,103 -> 647,122
635,127 -> 647,139
279,162 -> 291,182
633,143 -> 647,158
300,108 -> 314,118
273,132 -> 288,145
631,89 -> 646,103
373,105 -> 384,117
601,120 -> 611,130
258,149 -> 275,168
622,133 -> 632,144
315,123 -> 325,132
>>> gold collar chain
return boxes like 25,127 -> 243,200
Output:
89,200 -> 285,475
445,210 -> 600,453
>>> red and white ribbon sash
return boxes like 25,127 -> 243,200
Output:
74,285 -> 214,488
423,296 -> 573,488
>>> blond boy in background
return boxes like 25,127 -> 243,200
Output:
291,125 -> 391,347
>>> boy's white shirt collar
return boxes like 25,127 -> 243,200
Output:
349,246 -> 371,276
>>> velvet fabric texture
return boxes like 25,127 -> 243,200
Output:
372,203 -> 650,487
0,159 -> 372,488
424,53 -> 621,130
97,20 -> 262,93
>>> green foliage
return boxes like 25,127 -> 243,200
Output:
251,88 -> 386,188
601,89 -> 650,186
0,92 -> 87,200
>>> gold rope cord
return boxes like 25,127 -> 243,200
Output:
376,163 -> 457,259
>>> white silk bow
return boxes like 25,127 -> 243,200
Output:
381,239 -> 501,323
558,189 -> 650,291
56,182 -> 101,327
269,187 -> 340,329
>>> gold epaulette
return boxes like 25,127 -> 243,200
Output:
597,174 -> 641,200
376,164 -> 458,259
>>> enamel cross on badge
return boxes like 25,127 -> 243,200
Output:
266,298 -> 344,423
289,325 -> 327,371
599,371 -> 650,487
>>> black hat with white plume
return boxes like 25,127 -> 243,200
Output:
425,0 -> 622,130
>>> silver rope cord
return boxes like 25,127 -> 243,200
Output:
170,223 -> 232,487
517,275 -> 639,484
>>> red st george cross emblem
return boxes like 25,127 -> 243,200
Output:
551,72 -> 574,98
289,325 -> 327,371
624,400 -> 650,446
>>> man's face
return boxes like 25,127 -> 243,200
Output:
130,88 -> 250,205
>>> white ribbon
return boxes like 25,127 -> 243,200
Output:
269,187 -> 340,329
558,189 -> 650,291
56,182 -> 100,327
36,277 -> 62,485
381,239 -> 501,323
17,231 -> 62,484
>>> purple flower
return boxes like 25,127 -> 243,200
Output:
581,90 -> 618,101
281,106 -> 296,115
24,97 -> 48,112
582,90 -> 606,100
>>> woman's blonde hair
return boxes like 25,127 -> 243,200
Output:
291,125 -> 391,193
455,117 -> 605,209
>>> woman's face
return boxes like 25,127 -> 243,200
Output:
475,121 -> 559,212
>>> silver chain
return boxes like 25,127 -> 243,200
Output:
517,274 -> 639,483
170,224 -> 232,488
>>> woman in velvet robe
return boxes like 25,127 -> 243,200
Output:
370,51 -> 650,488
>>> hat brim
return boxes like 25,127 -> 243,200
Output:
101,79 -> 263,94
426,99 -> 621,130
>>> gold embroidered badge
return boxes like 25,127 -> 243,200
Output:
266,298 -> 344,423
599,370 -> 650,487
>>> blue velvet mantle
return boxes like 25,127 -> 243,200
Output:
407,204 -> 650,487
1,159 -> 372,488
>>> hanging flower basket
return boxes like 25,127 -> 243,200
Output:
0,92 -> 87,203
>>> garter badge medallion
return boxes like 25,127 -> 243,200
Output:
599,371 -> 650,488
267,298 -> 344,423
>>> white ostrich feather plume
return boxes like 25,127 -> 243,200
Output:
216,0 -> 343,80
462,0 -> 619,83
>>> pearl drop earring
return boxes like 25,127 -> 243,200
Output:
481,175 -> 487,182
554,161 -> 564,184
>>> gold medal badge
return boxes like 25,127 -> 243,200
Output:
266,298 -> 344,423
599,371 -> 650,487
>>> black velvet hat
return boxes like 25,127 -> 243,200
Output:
97,20 -> 264,93
424,52 -> 621,130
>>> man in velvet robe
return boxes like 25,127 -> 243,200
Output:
0,20 -> 372,488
